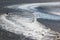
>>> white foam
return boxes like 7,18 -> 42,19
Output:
0,14 -> 57,40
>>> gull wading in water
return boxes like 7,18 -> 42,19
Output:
0,2 -> 60,40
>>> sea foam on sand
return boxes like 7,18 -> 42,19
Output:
0,14 -> 57,40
